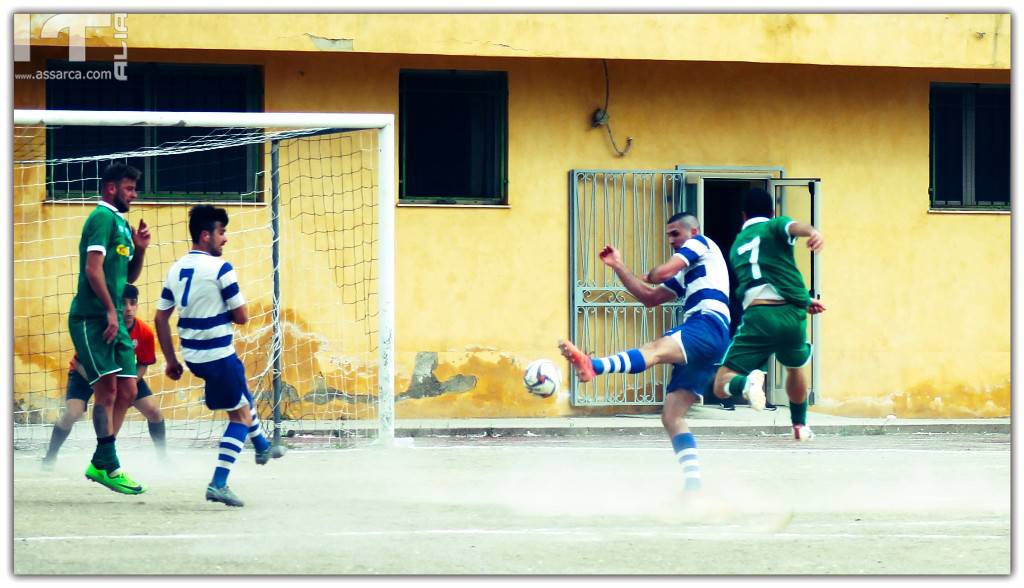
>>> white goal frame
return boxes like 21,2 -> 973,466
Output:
13,109 -> 397,444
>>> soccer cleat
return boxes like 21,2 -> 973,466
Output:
206,484 -> 245,507
793,424 -> 815,441
557,339 -> 596,383
255,444 -> 287,465
743,369 -> 766,411
41,458 -> 56,472
84,463 -> 146,495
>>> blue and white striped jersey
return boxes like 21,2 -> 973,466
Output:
156,250 -> 246,364
660,234 -> 731,328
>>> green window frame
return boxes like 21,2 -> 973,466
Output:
399,69 -> 508,205
45,61 -> 264,203
929,83 -> 1009,211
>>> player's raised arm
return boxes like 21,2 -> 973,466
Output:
599,245 -> 676,308
786,221 -> 824,252
127,218 -> 150,283
645,255 -> 687,284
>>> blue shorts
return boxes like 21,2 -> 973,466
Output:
663,313 -> 730,397
186,354 -> 252,411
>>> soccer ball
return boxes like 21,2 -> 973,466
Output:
523,359 -> 561,397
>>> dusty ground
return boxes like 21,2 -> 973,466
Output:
12,432 -> 1011,575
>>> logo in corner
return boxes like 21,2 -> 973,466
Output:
115,244 -> 130,257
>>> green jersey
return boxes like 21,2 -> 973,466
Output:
729,216 -> 810,309
69,202 -> 134,319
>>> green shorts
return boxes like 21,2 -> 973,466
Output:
721,303 -> 812,375
68,315 -> 137,385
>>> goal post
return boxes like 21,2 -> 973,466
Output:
13,109 -> 396,446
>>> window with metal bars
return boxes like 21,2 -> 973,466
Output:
45,61 -> 263,202
929,83 -> 1009,211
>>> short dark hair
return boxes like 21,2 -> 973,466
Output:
667,211 -> 699,230
744,188 -> 775,219
122,283 -> 139,301
100,163 -> 141,190
189,205 -> 229,243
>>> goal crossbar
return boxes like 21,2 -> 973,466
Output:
14,108 -> 397,444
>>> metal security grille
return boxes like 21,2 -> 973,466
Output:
569,170 -> 687,406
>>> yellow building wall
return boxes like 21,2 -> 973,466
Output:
21,13 -> 1010,69
13,43 -> 1010,420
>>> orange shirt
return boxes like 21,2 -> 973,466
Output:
69,318 -> 157,370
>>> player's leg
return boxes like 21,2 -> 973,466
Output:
712,306 -> 775,410
85,373 -> 144,491
663,389 -> 702,491
110,327 -> 139,436
88,374 -> 145,493
206,401 -> 252,507
661,313 -> 730,492
775,305 -> 814,440
112,376 -> 138,436
132,381 -> 167,457
245,392 -> 286,465
783,367 -> 814,440
195,354 -> 252,507
70,315 -> 143,493
99,329 -> 145,492
558,333 -> 683,383
42,372 -> 91,468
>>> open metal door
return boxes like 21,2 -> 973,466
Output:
766,178 -> 822,405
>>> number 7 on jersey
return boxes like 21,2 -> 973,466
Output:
179,267 -> 195,306
737,236 -> 761,279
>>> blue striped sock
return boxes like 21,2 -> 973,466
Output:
212,422 -> 248,488
248,415 -> 270,453
592,348 -> 647,375
245,394 -> 270,453
671,433 -> 702,491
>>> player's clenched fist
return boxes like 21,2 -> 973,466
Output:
165,358 -> 184,380
599,245 -> 623,268
805,229 -> 824,252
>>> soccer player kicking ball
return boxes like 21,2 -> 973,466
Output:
154,205 -> 284,507
559,212 -> 732,492
68,163 -> 149,495
712,188 -> 826,441
43,284 -> 167,469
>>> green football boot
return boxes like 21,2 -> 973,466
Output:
84,463 -> 147,495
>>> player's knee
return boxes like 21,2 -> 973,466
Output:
660,409 -> 678,429
138,404 -> 161,422
58,409 -> 82,428
711,372 -> 732,399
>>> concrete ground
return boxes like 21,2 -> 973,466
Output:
12,421 -> 1011,575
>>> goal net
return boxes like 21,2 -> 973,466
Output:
12,110 -> 395,450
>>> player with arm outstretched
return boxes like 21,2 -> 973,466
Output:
559,212 -> 731,492
68,163 -> 150,495
712,187 -> 826,441
43,284 -> 167,469
154,205 -> 284,508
